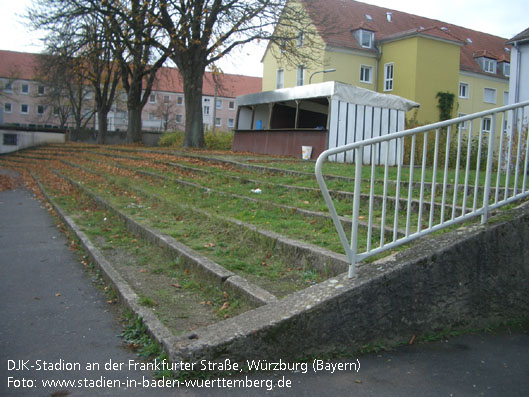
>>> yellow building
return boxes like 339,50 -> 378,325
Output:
262,0 -> 511,135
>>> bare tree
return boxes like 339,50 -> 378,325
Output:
86,0 -> 168,142
27,0 -> 331,147
28,1 -> 121,143
150,0 -> 325,148
153,97 -> 179,131
35,53 -> 94,131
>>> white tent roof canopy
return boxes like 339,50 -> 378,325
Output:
236,81 -> 420,112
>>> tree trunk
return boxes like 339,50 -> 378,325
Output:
182,67 -> 206,148
127,79 -> 143,143
127,107 -> 143,143
96,110 -> 108,144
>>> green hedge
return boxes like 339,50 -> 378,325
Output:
158,130 -> 185,147
204,131 -> 234,150
159,130 -> 234,150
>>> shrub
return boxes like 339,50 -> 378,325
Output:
501,124 -> 528,173
449,131 -> 489,172
205,130 -> 234,150
159,129 -> 234,150
403,124 -> 489,171
159,130 -> 185,147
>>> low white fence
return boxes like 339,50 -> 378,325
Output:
316,100 -> 529,277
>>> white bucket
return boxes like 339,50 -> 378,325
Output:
301,146 -> 313,160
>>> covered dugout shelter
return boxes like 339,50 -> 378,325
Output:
233,81 -> 419,164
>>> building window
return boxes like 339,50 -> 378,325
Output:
360,30 -> 373,48
459,83 -> 469,99
502,63 -> 510,77
3,133 -> 18,146
297,31 -> 304,47
38,85 -> 45,95
384,63 -> 394,91
20,104 -> 29,114
279,38 -> 287,53
503,91 -> 509,105
296,65 -> 305,86
276,69 -> 284,89
482,117 -> 492,133
457,113 -> 468,130
4,103 -> 12,113
203,106 -> 210,115
21,83 -> 29,94
149,94 -> 156,104
164,95 -> 171,103
4,82 -> 13,93
228,101 -> 235,110
484,88 -> 496,104
483,58 -> 497,74
216,99 -> 222,109
360,65 -> 372,83
215,117 -> 222,127
148,112 -> 156,120
37,105 -> 45,115
177,96 -> 183,105
228,118 -> 234,128
176,114 -> 183,123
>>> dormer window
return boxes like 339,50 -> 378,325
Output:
500,62 -> 510,77
475,55 -> 497,74
360,30 -> 374,48
483,58 -> 497,73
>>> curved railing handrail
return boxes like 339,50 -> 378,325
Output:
316,100 -> 529,278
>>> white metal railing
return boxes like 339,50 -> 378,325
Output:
316,100 -> 529,278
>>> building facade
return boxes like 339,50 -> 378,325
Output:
507,27 -> 529,105
262,0 -> 511,137
0,50 -> 261,133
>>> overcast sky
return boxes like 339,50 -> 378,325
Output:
1,0 -> 527,77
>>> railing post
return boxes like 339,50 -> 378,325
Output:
482,113 -> 497,224
349,147 -> 363,278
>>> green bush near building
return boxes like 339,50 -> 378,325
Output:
159,130 -> 234,150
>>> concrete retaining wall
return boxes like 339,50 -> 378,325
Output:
1,129 -> 65,154
170,203 -> 529,363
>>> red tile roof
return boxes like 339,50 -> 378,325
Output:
303,0 -> 510,79
152,66 -> 262,98
0,50 -> 42,81
0,50 -> 262,98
